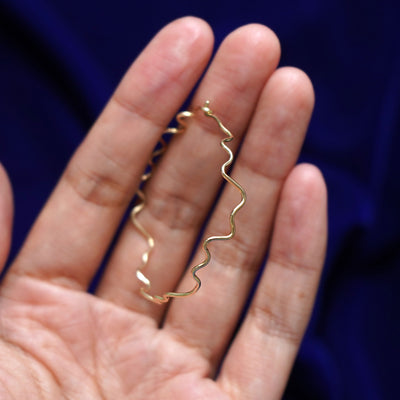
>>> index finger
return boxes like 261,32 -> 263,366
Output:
5,17 -> 213,291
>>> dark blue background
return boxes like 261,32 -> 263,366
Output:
1,0 -> 399,398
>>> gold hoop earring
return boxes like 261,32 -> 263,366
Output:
131,101 -> 246,304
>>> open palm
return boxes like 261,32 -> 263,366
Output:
0,18 -> 327,399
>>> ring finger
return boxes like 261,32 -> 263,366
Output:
164,67 -> 316,369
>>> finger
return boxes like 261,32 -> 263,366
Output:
217,164 -> 327,400
96,24 -> 281,320
0,164 -> 13,272
5,17 -> 213,291
164,68 -> 315,367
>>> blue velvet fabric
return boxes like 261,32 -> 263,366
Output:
0,0 -> 399,398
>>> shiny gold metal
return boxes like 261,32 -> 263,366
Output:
131,101 -> 246,304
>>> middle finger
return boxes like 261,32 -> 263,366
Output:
97,24 -> 281,321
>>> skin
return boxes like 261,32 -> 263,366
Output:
0,17 -> 327,399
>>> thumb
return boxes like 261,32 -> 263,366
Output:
0,164 -> 13,272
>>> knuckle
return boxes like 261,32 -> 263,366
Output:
269,250 -> 319,275
251,302 -> 302,345
64,160 -> 132,208
211,230 -> 261,272
146,184 -> 203,231
111,95 -> 166,132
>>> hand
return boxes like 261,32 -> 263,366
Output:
0,17 -> 327,399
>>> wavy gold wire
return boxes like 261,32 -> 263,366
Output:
132,101 -> 247,304
131,110 -> 193,291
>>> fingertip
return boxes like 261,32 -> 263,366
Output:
190,22 -> 281,118
281,163 -> 328,225
222,23 -> 281,73
276,163 -> 328,265
0,163 -> 14,270
248,68 -> 315,181
115,16 -> 214,117
161,16 -> 215,59
0,163 -> 13,220
287,163 -> 327,200
269,67 -> 315,115
170,16 -> 214,43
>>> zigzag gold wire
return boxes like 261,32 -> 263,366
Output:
132,101 -> 247,304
